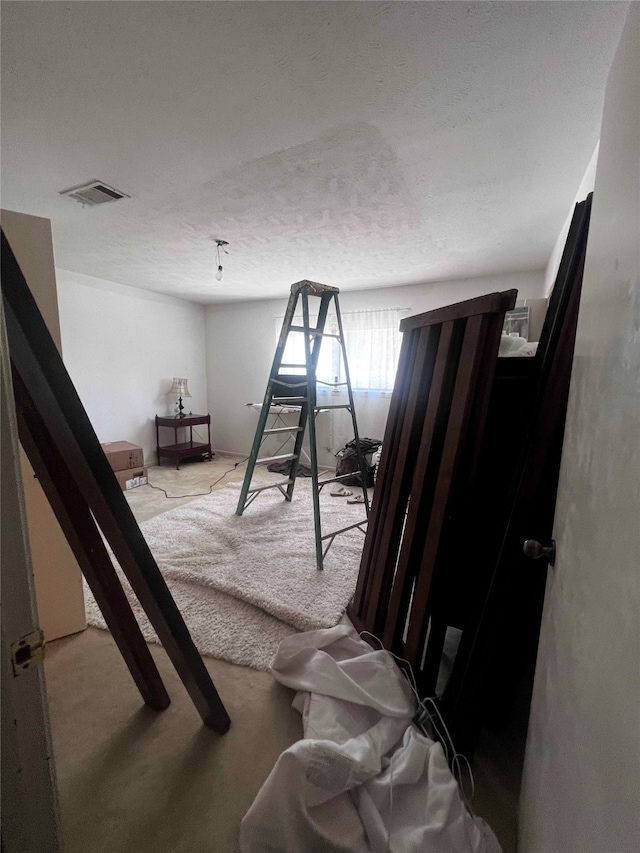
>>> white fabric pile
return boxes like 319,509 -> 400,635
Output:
240,625 -> 502,853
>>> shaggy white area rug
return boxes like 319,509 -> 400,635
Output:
84,480 -> 367,671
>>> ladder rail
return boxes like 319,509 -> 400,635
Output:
334,297 -> 371,514
287,290 -> 332,497
236,290 -> 300,514
301,288 -> 325,568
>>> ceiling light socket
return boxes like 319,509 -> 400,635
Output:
212,238 -> 229,283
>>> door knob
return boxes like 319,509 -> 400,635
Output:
523,539 -> 556,566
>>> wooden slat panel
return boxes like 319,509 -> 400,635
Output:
352,290 -> 516,637
363,325 -> 439,630
403,314 -> 488,671
349,283 -> 518,745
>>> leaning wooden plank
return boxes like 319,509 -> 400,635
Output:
441,199 -> 592,749
13,370 -> 170,711
2,230 -> 230,733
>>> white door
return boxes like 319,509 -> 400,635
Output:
519,7 -> 640,853
1,301 -> 62,850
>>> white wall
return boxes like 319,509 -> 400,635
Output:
57,270 -> 208,464
205,270 -> 545,464
520,6 -> 639,852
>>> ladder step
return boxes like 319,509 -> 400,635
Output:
288,325 -> 320,335
317,473 -> 360,487
288,326 -> 341,340
321,520 -> 368,540
314,404 -> 351,410
255,453 -> 297,466
290,280 -> 340,296
272,396 -> 307,403
263,426 -> 303,435
247,478 -> 294,494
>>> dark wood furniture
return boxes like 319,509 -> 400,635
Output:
155,413 -> 211,469
349,290 -> 517,689
2,230 -> 230,732
440,195 -> 593,753
350,196 -> 592,759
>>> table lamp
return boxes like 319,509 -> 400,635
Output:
168,377 -> 192,417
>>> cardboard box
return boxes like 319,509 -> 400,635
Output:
101,441 -> 144,472
114,466 -> 148,491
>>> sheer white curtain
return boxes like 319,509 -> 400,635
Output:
338,309 -> 402,391
275,309 -> 402,461
277,308 -> 402,391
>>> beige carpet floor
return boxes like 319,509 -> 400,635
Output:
44,458 -> 518,853
45,627 -> 303,853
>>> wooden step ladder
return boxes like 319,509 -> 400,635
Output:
236,280 -> 370,569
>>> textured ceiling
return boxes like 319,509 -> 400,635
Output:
1,1 -> 628,304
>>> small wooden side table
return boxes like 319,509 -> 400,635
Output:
155,414 -> 212,469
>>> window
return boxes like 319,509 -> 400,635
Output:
276,308 -> 402,392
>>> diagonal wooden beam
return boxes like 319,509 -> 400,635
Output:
2,229 -> 230,732
13,368 -> 170,711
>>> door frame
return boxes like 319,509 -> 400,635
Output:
1,299 -> 62,852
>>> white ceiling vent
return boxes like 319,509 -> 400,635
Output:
60,180 -> 130,207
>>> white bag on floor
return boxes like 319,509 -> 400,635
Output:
240,625 -> 502,853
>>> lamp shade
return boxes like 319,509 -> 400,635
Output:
168,377 -> 192,398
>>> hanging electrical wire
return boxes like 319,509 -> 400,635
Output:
213,238 -> 229,281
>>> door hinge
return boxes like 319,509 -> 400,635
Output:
11,629 -> 46,675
